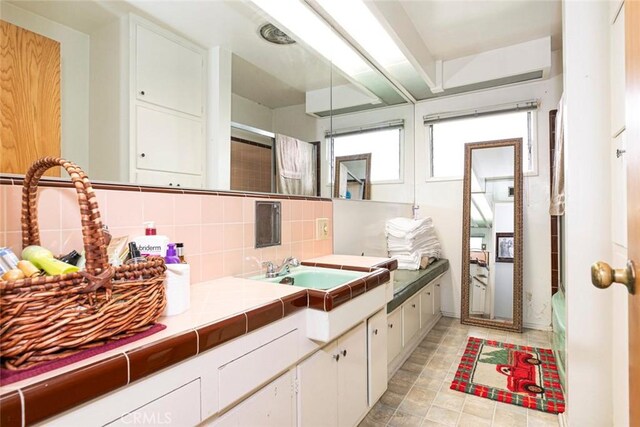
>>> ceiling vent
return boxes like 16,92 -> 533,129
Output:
259,23 -> 296,45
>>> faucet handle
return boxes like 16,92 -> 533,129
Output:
288,257 -> 300,267
262,261 -> 275,273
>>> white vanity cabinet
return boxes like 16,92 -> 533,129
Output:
387,308 -> 403,363
297,323 -> 368,427
367,308 -> 388,405
206,370 -> 295,427
420,283 -> 435,328
402,293 -> 421,346
105,379 -> 201,426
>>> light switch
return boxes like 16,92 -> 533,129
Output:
316,218 -> 330,240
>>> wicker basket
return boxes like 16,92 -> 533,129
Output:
0,158 -> 167,370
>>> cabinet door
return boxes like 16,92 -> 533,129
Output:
420,283 -> 434,328
106,379 -> 200,426
297,343 -> 338,427
387,308 -> 403,363
136,25 -> 203,116
367,309 -> 387,405
135,169 -> 203,189
136,105 -> 202,175
337,323 -> 367,427
433,282 -> 441,315
206,371 -> 295,427
402,294 -> 421,346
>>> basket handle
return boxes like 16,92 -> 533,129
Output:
21,157 -> 110,276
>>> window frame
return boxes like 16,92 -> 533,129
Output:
425,107 -> 538,182
327,122 -> 405,185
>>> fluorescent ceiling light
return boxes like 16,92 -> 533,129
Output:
315,0 -> 407,68
251,0 -> 372,77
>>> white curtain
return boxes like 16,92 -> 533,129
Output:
550,95 -> 565,216
275,134 -> 316,196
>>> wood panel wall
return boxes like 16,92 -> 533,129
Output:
1,20 -> 61,176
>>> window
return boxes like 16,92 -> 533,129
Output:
426,106 -> 536,179
330,124 -> 402,183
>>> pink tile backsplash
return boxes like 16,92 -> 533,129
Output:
1,182 -> 333,284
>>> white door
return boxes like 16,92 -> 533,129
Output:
434,282 -> 441,315
337,323 -> 367,427
387,308 -> 403,363
420,284 -> 434,327
402,294 -> 420,346
297,342 -> 338,427
237,370 -> 295,427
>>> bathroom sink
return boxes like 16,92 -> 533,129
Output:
250,266 -> 366,290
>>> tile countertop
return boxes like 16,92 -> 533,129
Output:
0,277 -> 304,393
302,254 -> 398,271
0,255 -> 393,426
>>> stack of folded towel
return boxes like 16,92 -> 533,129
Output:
385,217 -> 442,270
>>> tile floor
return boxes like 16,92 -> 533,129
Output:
359,316 -> 561,427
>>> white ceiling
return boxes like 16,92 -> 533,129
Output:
398,0 -> 562,60
9,0 -> 562,110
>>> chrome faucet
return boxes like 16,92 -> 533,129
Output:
262,257 -> 300,278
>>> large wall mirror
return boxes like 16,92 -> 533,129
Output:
461,138 -> 523,332
0,0 -> 412,201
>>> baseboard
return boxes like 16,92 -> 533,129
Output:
558,411 -> 568,427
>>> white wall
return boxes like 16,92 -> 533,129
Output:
89,16 -> 129,183
493,202 -> 514,320
414,65 -> 563,329
333,199 -> 413,257
2,2 -> 90,171
562,1 -> 613,425
318,104 -> 415,202
231,94 -> 274,132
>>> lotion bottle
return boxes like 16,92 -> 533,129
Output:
132,222 -> 169,257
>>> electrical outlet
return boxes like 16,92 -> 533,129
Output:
316,218 -> 330,240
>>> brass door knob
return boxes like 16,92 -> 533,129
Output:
591,260 -> 636,294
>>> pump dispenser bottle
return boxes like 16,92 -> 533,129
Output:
132,222 -> 169,257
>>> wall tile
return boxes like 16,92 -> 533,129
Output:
201,252 -> 223,281
105,190 -> 143,228
143,192 -> 174,226
202,224 -> 223,253
5,185 -> 22,232
303,201 -> 315,221
202,196 -> 223,224
36,188 -> 61,231
222,197 -> 243,224
174,225 -> 202,256
223,249 -> 244,277
223,223 -> 244,251
291,200 -> 303,221
174,194 -> 201,225
1,184 -> 334,286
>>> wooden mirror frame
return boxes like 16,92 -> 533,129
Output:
333,153 -> 372,200
460,138 -> 523,332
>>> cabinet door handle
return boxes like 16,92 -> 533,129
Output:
412,303 -> 416,308
333,354 -> 340,361
176,183 -> 181,187
373,328 -> 378,335
427,292 -> 431,296
389,323 -> 393,329
341,349 -> 347,357
436,284 -> 440,287
140,90 -> 145,95
140,153 -> 146,158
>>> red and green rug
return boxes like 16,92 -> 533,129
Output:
450,336 -> 565,414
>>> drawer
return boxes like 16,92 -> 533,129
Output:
105,379 -> 201,426
420,283 -> 434,327
218,329 -> 298,410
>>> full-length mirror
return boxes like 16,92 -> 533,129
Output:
461,139 -> 523,332
333,154 -> 371,200
0,0 -> 409,200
